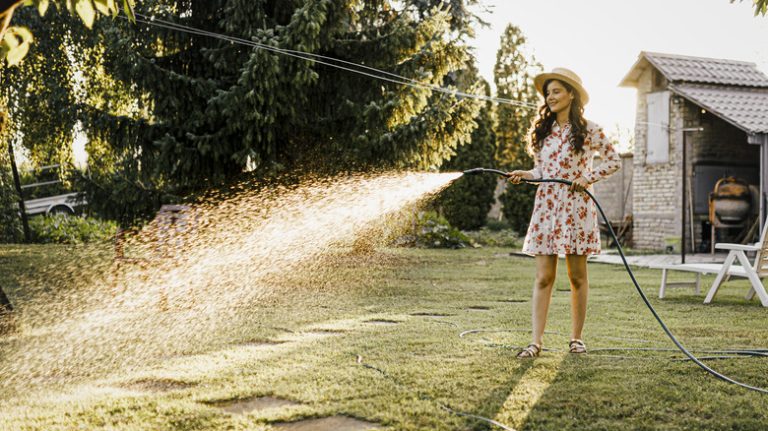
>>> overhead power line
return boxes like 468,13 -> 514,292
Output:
130,13 -> 539,110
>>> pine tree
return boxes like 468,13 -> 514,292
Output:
493,24 -> 540,235
435,68 -> 496,230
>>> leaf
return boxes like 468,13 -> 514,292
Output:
35,0 -> 49,16
75,0 -> 95,29
122,0 -> 134,22
92,0 -> 111,16
2,25 -> 32,49
109,0 -> 119,17
2,27 -> 33,66
2,32 -> 19,49
6,43 -> 29,65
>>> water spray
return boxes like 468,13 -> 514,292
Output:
462,167 -> 768,394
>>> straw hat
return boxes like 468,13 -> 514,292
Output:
533,67 -> 589,105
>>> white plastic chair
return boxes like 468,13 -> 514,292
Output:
656,219 -> 768,307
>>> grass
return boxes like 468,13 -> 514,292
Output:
1,244 -> 768,430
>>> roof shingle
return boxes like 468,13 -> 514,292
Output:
670,84 -> 768,134
620,52 -> 768,88
646,52 -> 768,87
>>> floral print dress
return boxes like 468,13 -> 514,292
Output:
522,120 -> 620,256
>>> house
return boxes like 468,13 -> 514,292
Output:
619,52 -> 768,252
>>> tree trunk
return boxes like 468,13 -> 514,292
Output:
0,110 -> 15,314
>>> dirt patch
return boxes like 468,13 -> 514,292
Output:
364,319 -> 400,325
275,416 -> 381,430
211,396 -> 300,414
410,312 -> 452,317
237,339 -> 287,347
122,378 -> 196,392
301,330 -> 345,337
466,306 -> 491,311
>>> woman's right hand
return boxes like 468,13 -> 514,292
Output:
507,170 -> 534,184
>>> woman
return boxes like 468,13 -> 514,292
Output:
508,68 -> 620,358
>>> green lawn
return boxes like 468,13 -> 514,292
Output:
1,244 -> 767,430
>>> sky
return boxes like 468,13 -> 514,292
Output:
468,0 -> 768,143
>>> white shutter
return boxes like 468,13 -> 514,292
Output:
646,91 -> 670,164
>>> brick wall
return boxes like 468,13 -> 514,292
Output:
631,68 -> 760,251
631,68 -> 682,250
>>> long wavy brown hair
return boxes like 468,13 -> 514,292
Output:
528,79 -> 587,156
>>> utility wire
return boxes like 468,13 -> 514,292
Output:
129,13 -> 539,110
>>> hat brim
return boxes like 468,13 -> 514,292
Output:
534,73 -> 589,105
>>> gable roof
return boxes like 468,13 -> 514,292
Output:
620,51 -> 768,88
670,84 -> 768,134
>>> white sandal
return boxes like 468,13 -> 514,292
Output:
516,343 -> 541,358
569,339 -> 587,354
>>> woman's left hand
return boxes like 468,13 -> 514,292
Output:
570,177 -> 590,193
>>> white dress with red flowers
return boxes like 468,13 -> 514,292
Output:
522,120 -> 620,256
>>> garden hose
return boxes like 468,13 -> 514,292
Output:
462,167 -> 768,394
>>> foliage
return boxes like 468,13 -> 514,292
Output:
759,0 -> 768,14
0,115 -> 21,242
434,69 -> 497,230
733,0 -> 768,16
463,227 -> 519,247
0,0 -> 136,66
18,166 -> 70,199
396,210 -> 471,248
1,5 -> 86,171
493,24 -> 540,171
2,1 -> 485,226
501,181 -> 537,235
29,213 -> 117,244
494,24 -> 540,235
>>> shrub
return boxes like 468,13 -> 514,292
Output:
29,214 -> 117,244
485,218 -> 512,232
433,79 -> 497,230
500,182 -> 536,236
464,228 -> 520,248
395,211 -> 471,249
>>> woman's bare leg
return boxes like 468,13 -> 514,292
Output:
565,254 -> 589,341
531,255 -> 558,346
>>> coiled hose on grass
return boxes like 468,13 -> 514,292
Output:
462,167 -> 768,394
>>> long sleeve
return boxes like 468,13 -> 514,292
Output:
528,147 -> 543,179
583,126 -> 620,183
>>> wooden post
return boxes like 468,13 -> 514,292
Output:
0,112 -> 30,242
682,130 -> 687,264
